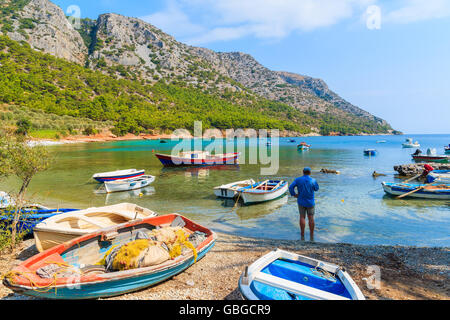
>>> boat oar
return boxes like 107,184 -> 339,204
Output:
396,178 -> 441,199
403,173 -> 422,183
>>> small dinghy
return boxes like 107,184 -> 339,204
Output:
402,138 -> 420,148
92,169 -> 145,182
239,249 -> 365,300
33,203 -> 157,252
4,214 -> 216,300
104,175 -> 155,193
0,208 -> 78,235
238,180 -> 288,205
214,179 -> 256,199
297,142 -> 311,151
382,182 -> 450,199
427,170 -> 450,183
155,151 -> 240,167
364,149 -> 377,156
444,145 -> 450,154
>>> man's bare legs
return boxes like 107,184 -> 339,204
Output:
300,214 -> 315,241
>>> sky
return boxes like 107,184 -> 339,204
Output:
53,0 -> 450,134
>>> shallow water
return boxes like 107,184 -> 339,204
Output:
2,134 -> 449,247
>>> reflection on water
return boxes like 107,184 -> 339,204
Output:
2,134 -> 449,247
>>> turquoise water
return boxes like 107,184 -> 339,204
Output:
1,134 -> 449,247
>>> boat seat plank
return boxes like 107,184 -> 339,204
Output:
74,216 -> 108,228
253,272 -> 349,301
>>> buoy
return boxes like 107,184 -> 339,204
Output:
139,193 -> 143,198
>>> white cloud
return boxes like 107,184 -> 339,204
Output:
384,0 -> 450,24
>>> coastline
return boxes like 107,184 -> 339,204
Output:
27,131 -> 397,147
1,233 -> 448,300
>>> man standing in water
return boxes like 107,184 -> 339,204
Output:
289,167 -> 319,241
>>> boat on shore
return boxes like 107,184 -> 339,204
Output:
238,249 -> 365,300
364,149 -> 377,156
155,151 -> 240,167
214,179 -> 256,199
92,169 -> 145,183
4,214 -> 216,300
382,182 -> 450,199
104,175 -> 155,193
33,203 -> 157,252
402,138 -> 420,148
238,180 -> 288,205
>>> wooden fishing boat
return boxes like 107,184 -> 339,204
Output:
155,151 -> 240,167
382,182 -> 450,199
402,138 -> 420,148
214,179 -> 256,199
92,169 -> 145,183
297,142 -> 311,151
427,170 -> 450,183
104,175 -> 155,193
0,208 -> 78,235
238,180 -> 288,205
412,155 -> 449,163
4,214 -> 216,299
33,203 -> 157,252
239,249 -> 365,300
364,149 -> 377,156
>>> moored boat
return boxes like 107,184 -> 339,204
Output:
4,214 -> 216,299
92,169 -> 145,183
364,149 -> 377,156
382,182 -> 450,199
427,170 -> 450,183
445,145 -> 450,154
33,203 -> 157,252
155,151 -> 240,167
402,138 -> 420,148
238,249 -> 365,300
104,175 -> 155,193
412,155 -> 449,163
297,142 -> 311,151
238,180 -> 288,205
214,179 -> 256,199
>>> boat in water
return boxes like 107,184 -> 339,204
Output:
238,180 -> 288,205
4,214 -> 216,299
33,203 -> 157,252
427,170 -> 450,183
104,175 -> 155,193
238,249 -> 365,300
364,149 -> 377,156
382,182 -> 450,199
214,179 -> 256,199
92,169 -> 145,183
376,140 -> 387,144
402,138 -> 420,148
445,145 -> 450,154
412,155 -> 449,164
297,142 -> 311,151
155,151 -> 240,167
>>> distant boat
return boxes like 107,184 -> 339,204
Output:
376,140 -> 387,143
402,138 -> 420,148
214,179 -> 256,199
364,149 -> 377,156
412,155 -> 449,164
382,182 -> 450,200
104,175 -> 155,193
155,151 -> 240,167
92,169 -> 145,183
33,203 -> 157,252
160,140 -> 168,144
238,180 -> 288,205
238,249 -> 365,300
289,139 -> 296,143
445,145 -> 450,154
297,142 -> 311,151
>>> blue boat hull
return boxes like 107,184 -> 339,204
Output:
15,241 -> 215,299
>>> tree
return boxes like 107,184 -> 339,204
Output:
0,131 -> 51,250
15,118 -> 32,136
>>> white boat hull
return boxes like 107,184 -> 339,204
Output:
104,175 -> 155,193
241,183 -> 288,204
428,171 -> 450,183
214,179 -> 256,199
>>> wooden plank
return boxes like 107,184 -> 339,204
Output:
254,272 -> 349,301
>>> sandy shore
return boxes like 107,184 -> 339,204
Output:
1,233 -> 448,300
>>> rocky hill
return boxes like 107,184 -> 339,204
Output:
0,0 -> 395,135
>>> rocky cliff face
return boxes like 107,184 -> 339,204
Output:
1,0 -> 392,131
5,0 -> 87,64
